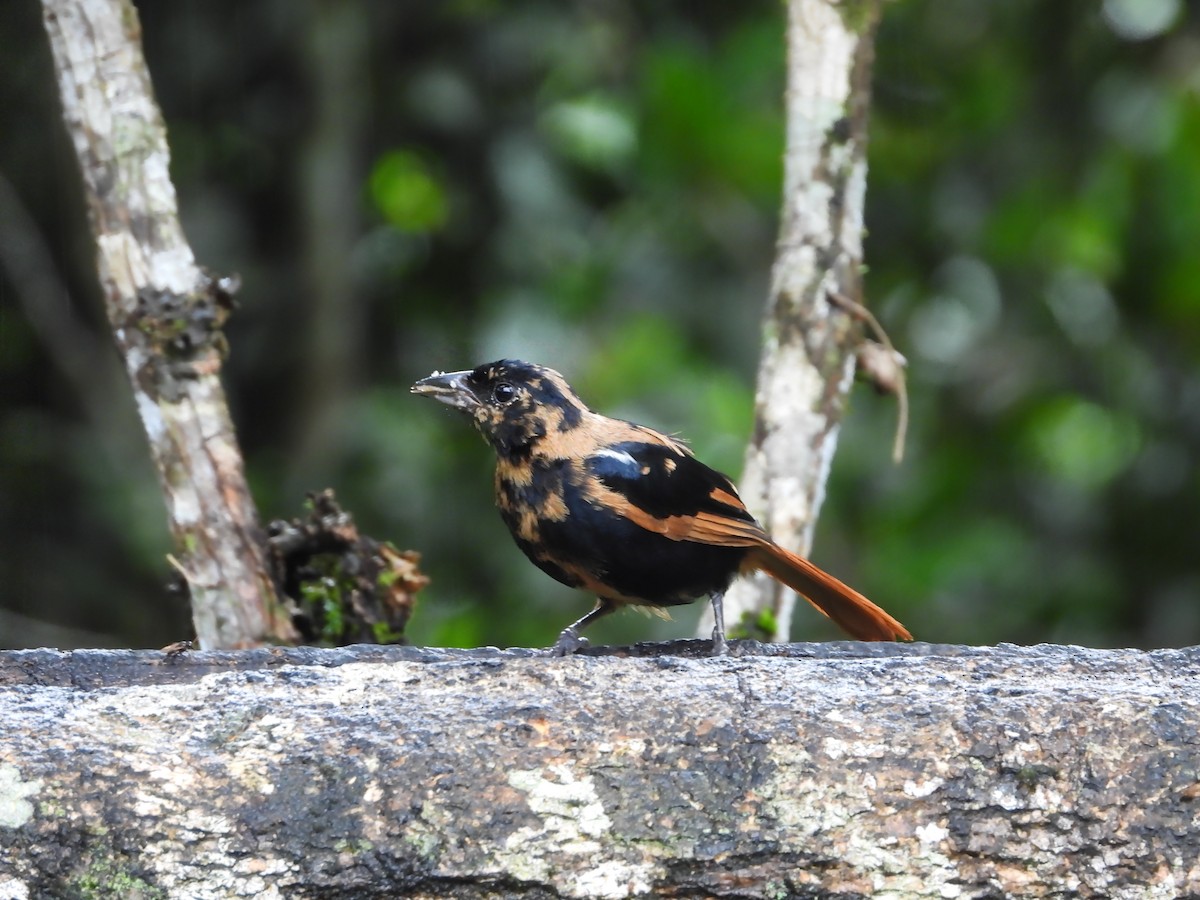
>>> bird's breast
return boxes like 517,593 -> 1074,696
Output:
495,456 -> 572,543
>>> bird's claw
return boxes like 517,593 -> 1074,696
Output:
711,629 -> 728,657
549,628 -> 589,656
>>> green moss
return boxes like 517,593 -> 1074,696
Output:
1015,764 -> 1058,790
730,607 -> 778,641
834,0 -> 880,36
333,837 -> 375,855
299,572 -> 351,643
371,620 -> 405,644
74,857 -> 165,900
375,563 -> 401,588
402,821 -> 441,859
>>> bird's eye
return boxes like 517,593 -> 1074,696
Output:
492,382 -> 517,404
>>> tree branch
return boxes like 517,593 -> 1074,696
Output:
2,642 -> 1197,897
39,0 -> 297,648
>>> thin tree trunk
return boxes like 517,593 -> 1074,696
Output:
40,0 -> 297,648
704,0 -> 883,641
292,0 -> 369,488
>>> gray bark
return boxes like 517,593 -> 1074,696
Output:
707,0 -> 883,642
2,642 -> 1198,898
40,0 -> 296,648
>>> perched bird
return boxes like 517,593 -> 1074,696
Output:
412,359 -> 911,654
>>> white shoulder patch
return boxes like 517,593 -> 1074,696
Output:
590,447 -> 642,475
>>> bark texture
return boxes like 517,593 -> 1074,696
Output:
2,642 -> 1198,899
709,0 -> 882,641
40,0 -> 296,648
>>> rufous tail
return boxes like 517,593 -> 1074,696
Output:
745,543 -> 912,642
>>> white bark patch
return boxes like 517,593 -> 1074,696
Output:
501,765 -> 652,898
134,389 -> 167,447
781,0 -> 857,231
506,765 -> 611,847
904,777 -> 945,799
0,765 -> 41,829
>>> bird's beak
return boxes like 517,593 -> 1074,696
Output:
410,369 -> 480,411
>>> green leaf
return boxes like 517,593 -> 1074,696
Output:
1025,397 -> 1141,489
542,94 -> 637,171
369,149 -> 449,233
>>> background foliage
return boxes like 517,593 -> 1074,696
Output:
2,0 -> 1197,650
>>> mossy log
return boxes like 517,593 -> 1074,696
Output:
1,642 -> 1198,899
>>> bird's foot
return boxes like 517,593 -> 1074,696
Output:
710,627 -> 728,657
707,590 -> 728,657
549,627 -> 589,656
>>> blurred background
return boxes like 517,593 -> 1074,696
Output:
1,0 -> 1197,650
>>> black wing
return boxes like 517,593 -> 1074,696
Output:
583,440 -> 766,547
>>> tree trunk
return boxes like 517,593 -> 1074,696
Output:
2,642 -> 1198,898
39,0 -> 297,648
707,0 -> 883,642
292,0 -> 370,489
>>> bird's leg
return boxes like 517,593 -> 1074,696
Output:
709,591 -> 728,656
551,598 -> 617,656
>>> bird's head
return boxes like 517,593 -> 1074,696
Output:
411,359 -> 589,455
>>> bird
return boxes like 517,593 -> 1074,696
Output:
411,359 -> 911,655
